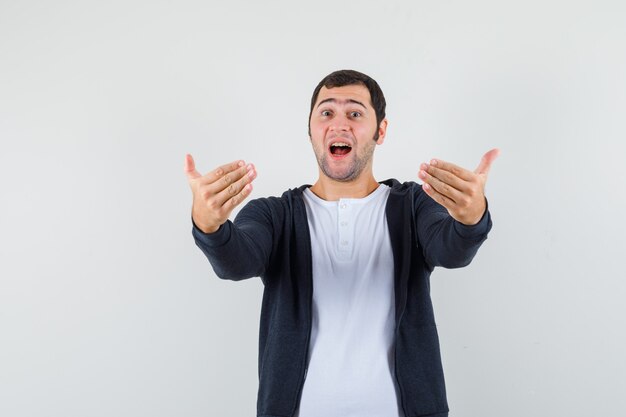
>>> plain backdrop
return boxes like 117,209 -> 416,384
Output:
1,0 -> 625,416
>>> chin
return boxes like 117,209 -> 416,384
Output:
316,152 -> 367,182
322,165 -> 360,182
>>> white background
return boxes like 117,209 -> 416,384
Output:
1,0 -> 625,416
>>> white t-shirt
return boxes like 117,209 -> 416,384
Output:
296,184 -> 404,417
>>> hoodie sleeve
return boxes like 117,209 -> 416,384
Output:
413,183 -> 492,269
192,198 -> 275,281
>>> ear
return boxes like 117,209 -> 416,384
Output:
375,118 -> 388,145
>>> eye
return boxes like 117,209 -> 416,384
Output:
349,111 -> 362,118
321,110 -> 332,117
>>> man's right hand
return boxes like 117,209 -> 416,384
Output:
184,154 -> 257,234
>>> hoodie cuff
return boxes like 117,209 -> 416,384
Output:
453,198 -> 493,240
191,217 -> 232,247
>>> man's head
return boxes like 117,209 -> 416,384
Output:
308,69 -> 386,140
308,70 -> 388,183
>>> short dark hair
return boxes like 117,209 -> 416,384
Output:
308,69 -> 386,140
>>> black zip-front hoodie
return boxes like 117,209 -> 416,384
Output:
192,179 -> 492,417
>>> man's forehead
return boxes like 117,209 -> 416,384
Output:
316,85 -> 372,108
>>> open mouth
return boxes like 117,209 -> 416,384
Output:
329,142 -> 352,157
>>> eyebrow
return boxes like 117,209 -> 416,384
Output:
316,98 -> 367,110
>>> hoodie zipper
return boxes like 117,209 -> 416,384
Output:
392,185 -> 411,417
292,191 -> 313,417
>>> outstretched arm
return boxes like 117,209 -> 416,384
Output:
416,148 -> 499,268
185,154 -> 271,281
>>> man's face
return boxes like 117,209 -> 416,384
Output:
309,84 -> 387,182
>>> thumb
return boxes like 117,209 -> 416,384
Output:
474,148 -> 500,176
184,154 -> 202,180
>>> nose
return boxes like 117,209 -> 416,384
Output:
329,117 -> 350,132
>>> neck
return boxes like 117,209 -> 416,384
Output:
309,171 -> 380,201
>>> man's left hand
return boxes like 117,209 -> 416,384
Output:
418,148 -> 500,225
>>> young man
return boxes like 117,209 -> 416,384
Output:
185,69 -> 498,417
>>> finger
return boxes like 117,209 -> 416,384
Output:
227,183 -> 254,209
422,182 -> 456,210
184,154 -> 202,180
213,164 -> 257,206
209,162 -> 254,196
203,160 -> 246,185
429,159 -> 474,181
421,163 -> 471,193
219,175 -> 256,211
418,167 -> 462,203
474,148 -> 500,175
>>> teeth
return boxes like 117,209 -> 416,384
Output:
331,142 -> 351,147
